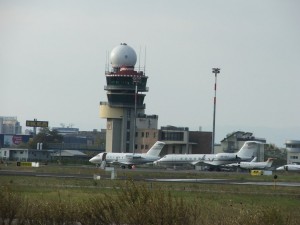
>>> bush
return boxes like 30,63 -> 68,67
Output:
0,182 -> 297,225
0,186 -> 23,225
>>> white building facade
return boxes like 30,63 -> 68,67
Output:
285,140 -> 300,164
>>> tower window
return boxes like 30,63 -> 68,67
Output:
127,109 -> 131,118
127,121 -> 130,129
126,132 -> 130,141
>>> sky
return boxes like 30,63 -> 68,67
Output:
1,0 -> 300,148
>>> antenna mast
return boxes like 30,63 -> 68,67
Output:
138,46 -> 141,72
144,46 -> 147,74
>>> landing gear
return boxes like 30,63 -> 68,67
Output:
120,165 -> 133,169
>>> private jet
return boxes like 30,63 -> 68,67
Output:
89,141 -> 165,169
276,164 -> 300,171
154,141 -> 262,168
227,157 -> 275,170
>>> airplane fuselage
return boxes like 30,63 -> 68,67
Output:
90,152 -> 160,165
276,164 -> 300,171
155,153 -> 240,166
235,162 -> 271,170
107,153 -> 160,165
228,158 -> 274,170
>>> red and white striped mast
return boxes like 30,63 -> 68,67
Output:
212,68 -> 220,154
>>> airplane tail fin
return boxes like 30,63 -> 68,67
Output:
236,141 -> 261,160
266,158 -> 275,167
251,157 -> 257,162
146,141 -> 165,157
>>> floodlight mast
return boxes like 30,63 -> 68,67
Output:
212,68 -> 220,154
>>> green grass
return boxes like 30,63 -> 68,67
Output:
1,163 -> 300,224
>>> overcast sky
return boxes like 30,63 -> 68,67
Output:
1,0 -> 299,147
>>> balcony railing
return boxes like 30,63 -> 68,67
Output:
104,85 -> 149,92
100,101 -> 146,109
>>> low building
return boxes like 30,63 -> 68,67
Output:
51,150 -> 88,162
159,126 -> 192,155
285,140 -> 300,164
0,148 -> 51,162
134,125 -> 212,156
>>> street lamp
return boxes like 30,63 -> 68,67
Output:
212,68 -> 220,154
132,75 -> 141,154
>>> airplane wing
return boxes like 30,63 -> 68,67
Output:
224,162 -> 240,168
191,161 -> 202,166
108,160 -> 132,166
198,160 -> 237,167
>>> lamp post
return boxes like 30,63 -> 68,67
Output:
212,68 -> 220,154
132,75 -> 141,154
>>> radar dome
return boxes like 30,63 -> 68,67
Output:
110,43 -> 137,68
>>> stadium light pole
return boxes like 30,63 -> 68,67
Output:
212,68 -> 220,154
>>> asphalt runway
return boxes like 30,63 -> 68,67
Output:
146,178 -> 300,187
1,168 -> 300,187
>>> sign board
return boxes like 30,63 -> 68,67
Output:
26,120 -> 48,127
17,162 -> 32,167
251,170 -> 263,176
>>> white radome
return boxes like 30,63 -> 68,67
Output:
110,43 -> 137,68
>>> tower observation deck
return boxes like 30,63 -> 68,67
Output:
100,43 -> 155,153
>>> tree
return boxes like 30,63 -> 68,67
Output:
264,143 -> 287,167
28,128 -> 63,149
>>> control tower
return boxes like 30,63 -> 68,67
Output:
100,43 -> 155,153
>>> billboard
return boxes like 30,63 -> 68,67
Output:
0,134 -> 32,147
26,120 -> 48,127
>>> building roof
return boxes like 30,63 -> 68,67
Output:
51,150 -> 87,157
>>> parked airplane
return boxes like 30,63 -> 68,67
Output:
89,141 -> 165,169
154,141 -> 262,168
276,164 -> 300,171
226,157 -> 275,170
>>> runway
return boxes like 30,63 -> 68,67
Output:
1,169 -> 300,187
146,178 -> 300,187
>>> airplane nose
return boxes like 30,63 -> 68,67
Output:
89,156 -> 98,164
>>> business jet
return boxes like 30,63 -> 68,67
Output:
276,164 -> 300,171
227,157 -> 275,170
154,141 -> 262,168
89,141 -> 165,169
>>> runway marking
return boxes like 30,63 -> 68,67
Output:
146,178 -> 228,182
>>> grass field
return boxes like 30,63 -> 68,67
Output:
1,162 -> 300,224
